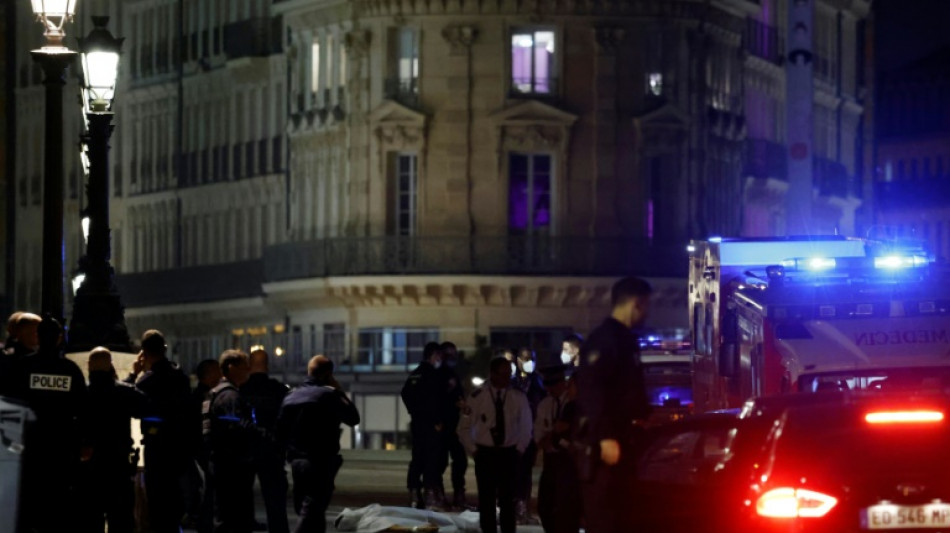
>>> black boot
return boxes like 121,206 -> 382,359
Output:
424,489 -> 445,512
453,490 -> 475,512
409,489 -> 424,509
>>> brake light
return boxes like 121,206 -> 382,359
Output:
756,488 -> 838,518
865,411 -> 945,424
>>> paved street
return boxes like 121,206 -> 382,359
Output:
186,449 -> 544,532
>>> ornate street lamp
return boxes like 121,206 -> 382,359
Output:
67,16 -> 130,353
29,0 -> 79,322
30,0 -> 79,49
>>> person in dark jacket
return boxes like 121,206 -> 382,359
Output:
513,347 -> 545,524
205,349 -> 257,533
242,348 -> 290,533
535,366 -> 581,533
82,347 -> 148,533
8,315 -> 88,533
277,355 -> 360,533
400,342 -> 446,509
438,341 -> 471,510
0,312 -> 40,396
127,329 -> 193,533
190,359 -> 222,533
575,277 -> 653,533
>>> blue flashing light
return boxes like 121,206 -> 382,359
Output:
687,244 -> 697,253
805,257 -> 836,271
709,236 -> 723,243
874,255 -> 928,270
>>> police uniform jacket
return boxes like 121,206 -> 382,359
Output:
0,340 -> 34,397
134,358 -> 192,455
514,371 -> 546,419
241,373 -> 289,433
87,370 -> 148,468
401,361 -> 444,428
575,317 -> 650,449
534,392 -> 572,454
458,384 -> 532,455
206,380 -> 259,464
438,365 -> 464,431
9,349 -> 88,459
277,378 -> 360,461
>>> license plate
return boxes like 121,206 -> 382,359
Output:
864,503 -> 950,529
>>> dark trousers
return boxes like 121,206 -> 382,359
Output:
197,456 -> 214,533
83,463 -> 135,533
144,450 -> 188,533
254,454 -> 290,533
441,431 -> 468,494
515,441 -> 537,503
538,452 -> 582,533
581,452 -> 635,533
474,446 -> 519,533
211,458 -> 255,533
18,450 -> 77,533
407,422 -> 443,491
290,455 -> 343,533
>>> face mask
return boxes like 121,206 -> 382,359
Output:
560,351 -> 573,365
510,362 -> 517,377
433,359 -> 443,370
522,360 -> 536,374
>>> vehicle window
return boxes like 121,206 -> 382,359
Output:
639,427 -> 736,485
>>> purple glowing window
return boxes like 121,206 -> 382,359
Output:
509,154 -> 552,232
511,30 -> 555,95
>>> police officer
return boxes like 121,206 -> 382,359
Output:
560,334 -> 583,368
82,347 -> 148,533
9,315 -> 88,533
191,359 -> 222,533
205,350 -> 258,533
0,311 -> 39,397
438,341 -> 470,510
574,277 -> 653,533
535,366 -> 581,533
127,329 -> 193,533
401,342 -> 446,510
458,356 -> 532,533
277,355 -> 360,533
241,348 -> 290,533
513,347 -> 545,524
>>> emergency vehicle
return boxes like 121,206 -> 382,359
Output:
639,331 -> 693,423
689,236 -> 950,413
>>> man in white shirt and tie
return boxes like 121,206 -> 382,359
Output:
459,356 -> 533,533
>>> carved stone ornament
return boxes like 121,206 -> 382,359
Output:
442,25 -> 478,55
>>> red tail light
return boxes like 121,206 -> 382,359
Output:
865,411 -> 945,424
756,488 -> 838,518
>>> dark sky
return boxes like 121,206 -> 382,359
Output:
875,0 -> 950,72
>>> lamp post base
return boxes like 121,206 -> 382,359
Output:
66,260 -> 132,353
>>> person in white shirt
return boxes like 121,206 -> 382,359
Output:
458,357 -> 532,533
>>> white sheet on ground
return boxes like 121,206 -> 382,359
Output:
333,504 -> 482,533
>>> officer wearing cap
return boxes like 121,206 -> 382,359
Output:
575,277 -> 653,533
458,356 -> 532,533
535,365 -> 581,533
128,329 -> 193,533
9,315 -> 88,532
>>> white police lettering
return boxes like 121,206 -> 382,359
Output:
30,374 -> 72,391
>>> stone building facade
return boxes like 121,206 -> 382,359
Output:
10,0 -> 870,449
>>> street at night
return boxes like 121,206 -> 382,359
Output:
6,0 -> 950,532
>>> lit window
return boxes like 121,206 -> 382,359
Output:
648,72 -> 663,96
327,33 -> 335,88
511,30 -> 555,95
340,42 -> 347,87
398,28 -> 419,87
393,154 -> 417,236
509,153 -> 552,233
311,40 -> 320,92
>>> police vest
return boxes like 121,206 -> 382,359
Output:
201,381 -> 238,440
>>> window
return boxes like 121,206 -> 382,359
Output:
327,33 -> 335,89
386,27 -> 419,104
340,42 -> 347,87
353,327 -> 438,371
511,29 -> 556,95
311,40 -> 320,93
391,154 -> 418,236
323,323 -> 346,364
647,72 -> 663,96
489,327 -> 572,358
508,153 -> 552,234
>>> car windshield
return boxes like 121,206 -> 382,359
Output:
644,362 -> 692,407
799,367 -> 950,394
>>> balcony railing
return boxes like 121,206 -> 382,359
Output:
116,260 -> 265,308
384,77 -> 419,108
875,180 -> 950,210
223,16 -> 283,60
264,236 -> 687,282
745,18 -> 783,64
510,76 -> 558,98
